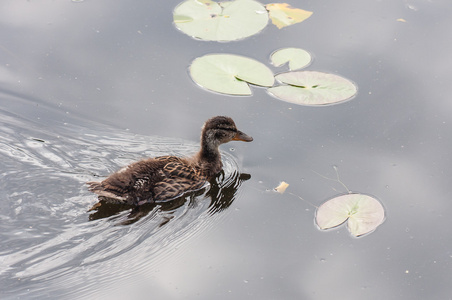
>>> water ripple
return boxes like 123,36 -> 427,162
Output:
0,100 -> 250,299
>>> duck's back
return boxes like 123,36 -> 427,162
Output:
88,156 -> 207,205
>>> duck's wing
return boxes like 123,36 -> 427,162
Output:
87,156 -> 207,204
87,157 -> 169,203
152,159 -> 207,201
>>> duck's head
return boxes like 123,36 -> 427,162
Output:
201,116 -> 253,148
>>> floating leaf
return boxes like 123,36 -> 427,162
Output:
270,47 -> 312,70
316,194 -> 385,237
173,0 -> 269,42
266,3 -> 313,29
190,54 -> 274,95
267,71 -> 357,106
274,181 -> 289,194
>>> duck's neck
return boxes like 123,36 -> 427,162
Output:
195,137 -> 222,177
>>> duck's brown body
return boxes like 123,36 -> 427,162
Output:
87,116 -> 252,205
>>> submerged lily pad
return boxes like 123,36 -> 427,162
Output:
267,71 -> 358,106
266,3 -> 313,29
316,194 -> 385,237
173,0 -> 269,41
190,54 -> 275,95
270,47 -> 312,70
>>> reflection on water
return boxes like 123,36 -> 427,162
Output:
0,97 -> 250,299
89,170 -> 250,225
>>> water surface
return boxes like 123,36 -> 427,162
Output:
1,0 -> 452,299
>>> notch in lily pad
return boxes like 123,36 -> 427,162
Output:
190,54 -> 275,95
315,194 -> 385,237
270,47 -> 312,70
173,0 -> 269,42
267,71 -> 358,106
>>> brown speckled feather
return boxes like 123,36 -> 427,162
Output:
153,156 -> 208,201
88,156 -> 206,205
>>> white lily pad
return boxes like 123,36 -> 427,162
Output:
270,47 -> 312,70
316,194 -> 385,237
173,0 -> 269,42
190,54 -> 275,95
267,71 -> 358,106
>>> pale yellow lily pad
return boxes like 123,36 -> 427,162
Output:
189,54 -> 274,95
266,3 -> 313,29
174,0 -> 269,41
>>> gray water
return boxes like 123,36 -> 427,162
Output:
1,0 -> 452,299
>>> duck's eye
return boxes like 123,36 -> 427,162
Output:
215,131 -> 227,138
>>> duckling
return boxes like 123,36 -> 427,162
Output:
87,116 -> 253,206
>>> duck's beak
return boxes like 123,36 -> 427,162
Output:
232,130 -> 253,142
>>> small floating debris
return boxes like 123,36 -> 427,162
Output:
274,181 -> 289,194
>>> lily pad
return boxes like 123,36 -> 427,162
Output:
316,194 -> 385,237
267,71 -> 358,106
173,0 -> 269,42
266,3 -> 313,29
270,47 -> 312,70
190,54 -> 275,95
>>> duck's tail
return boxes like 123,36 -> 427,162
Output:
86,181 -> 127,201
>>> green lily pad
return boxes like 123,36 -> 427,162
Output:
190,54 -> 275,95
266,3 -> 313,29
316,194 -> 385,237
267,71 -> 358,106
270,47 -> 312,70
173,0 -> 269,42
